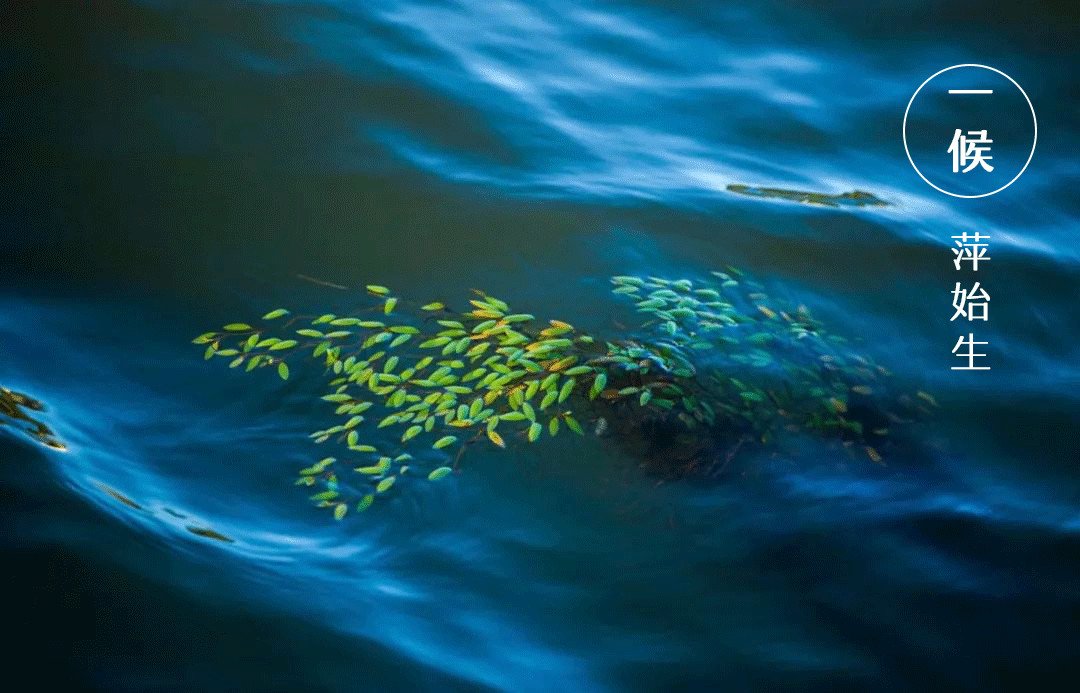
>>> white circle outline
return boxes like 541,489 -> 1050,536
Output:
902,64 -> 1037,199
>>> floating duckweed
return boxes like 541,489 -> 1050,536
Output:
588,372 -> 607,400
195,267 -> 930,517
433,435 -> 457,449
558,378 -> 576,404
564,414 -> 584,436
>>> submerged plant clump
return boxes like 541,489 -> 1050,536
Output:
1,386 -> 66,450
194,270 -> 931,518
726,184 -> 889,208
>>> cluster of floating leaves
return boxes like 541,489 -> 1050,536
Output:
605,269 -> 936,474
194,270 -> 933,518
0,386 -> 66,451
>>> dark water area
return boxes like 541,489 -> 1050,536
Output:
2,1 -> 1079,690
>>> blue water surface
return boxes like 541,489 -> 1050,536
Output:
2,1 -> 1078,690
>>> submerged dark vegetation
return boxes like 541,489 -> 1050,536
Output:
1,386 -> 66,451
726,185 -> 889,208
1,386 -> 236,541
193,269 -> 935,519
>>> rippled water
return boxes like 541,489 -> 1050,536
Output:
3,1 -> 1079,690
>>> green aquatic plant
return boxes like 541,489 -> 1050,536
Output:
0,386 -> 66,451
194,270 -> 931,518
726,184 -> 888,207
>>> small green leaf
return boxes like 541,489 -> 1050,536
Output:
277,362 -> 290,380
558,378 -> 576,403
333,503 -> 347,520
428,466 -> 453,481
263,308 -> 289,320
376,476 -> 396,493
589,372 -> 607,400
224,323 -> 252,331
366,285 -> 390,296
433,435 -> 458,449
